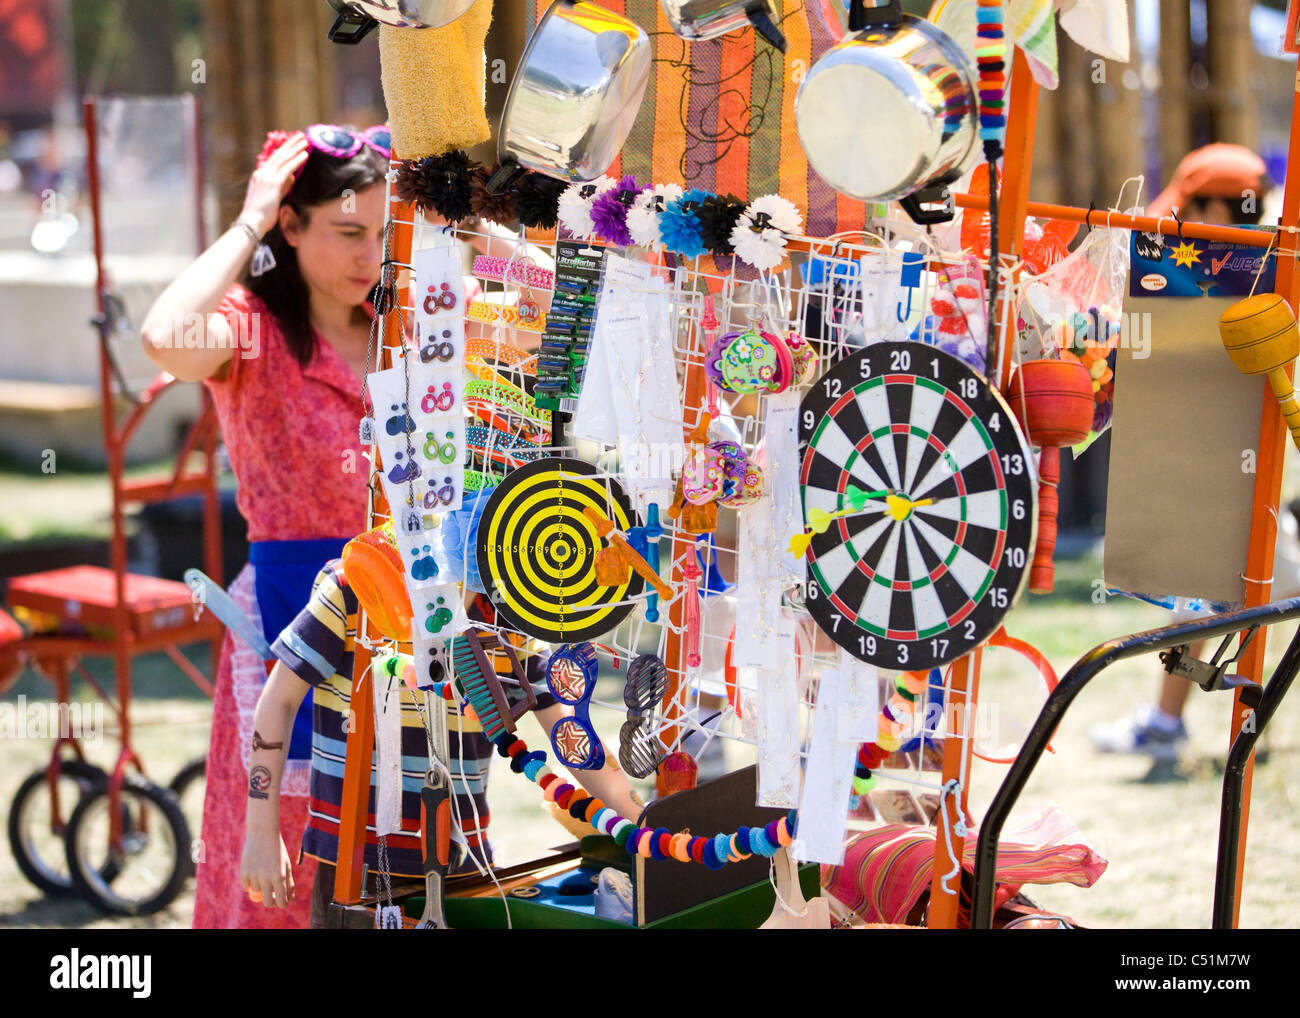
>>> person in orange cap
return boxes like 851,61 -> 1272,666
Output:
1147,142 -> 1271,226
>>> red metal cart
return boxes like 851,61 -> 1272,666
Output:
2,95 -> 225,915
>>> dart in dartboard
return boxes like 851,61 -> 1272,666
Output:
475,457 -> 643,643
794,342 -> 1037,671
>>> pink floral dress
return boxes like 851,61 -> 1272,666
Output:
192,284 -> 367,929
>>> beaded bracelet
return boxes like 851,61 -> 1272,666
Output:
472,255 -> 555,291
466,300 -> 547,334
465,424 -> 543,467
491,729 -> 798,869
465,336 -> 537,373
465,468 -> 504,492
463,377 -> 548,422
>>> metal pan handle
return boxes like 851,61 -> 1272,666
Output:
326,1 -> 378,44
746,5 -> 787,52
847,0 -> 901,33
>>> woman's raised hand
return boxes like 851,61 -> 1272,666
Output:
240,132 -> 310,236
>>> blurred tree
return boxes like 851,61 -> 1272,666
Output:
1032,0 -> 1270,213
201,0 -> 336,224
72,0 -> 203,95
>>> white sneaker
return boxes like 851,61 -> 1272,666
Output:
1088,704 -> 1188,761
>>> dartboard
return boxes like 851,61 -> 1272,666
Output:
798,342 -> 1035,670
477,457 -> 642,642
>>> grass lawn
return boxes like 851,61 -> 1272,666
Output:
1,537 -> 1296,927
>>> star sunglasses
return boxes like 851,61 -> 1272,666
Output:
545,643 -> 605,771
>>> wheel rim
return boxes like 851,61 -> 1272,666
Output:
16,775 -> 88,889
71,788 -> 179,912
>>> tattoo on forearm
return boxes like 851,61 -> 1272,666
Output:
252,729 -> 283,752
248,765 -> 272,800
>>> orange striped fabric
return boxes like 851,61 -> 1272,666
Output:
820,803 -> 1108,925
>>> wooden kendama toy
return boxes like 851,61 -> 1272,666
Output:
1219,293 -> 1300,452
1006,358 -> 1095,594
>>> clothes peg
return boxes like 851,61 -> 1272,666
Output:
695,532 -> 733,596
702,296 -> 721,418
667,468 -> 719,534
680,558 -> 702,668
644,504 -> 664,622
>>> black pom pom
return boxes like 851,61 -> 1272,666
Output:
470,166 -> 518,226
697,194 -> 746,255
423,150 -> 478,222
514,173 -> 567,230
394,157 -> 433,209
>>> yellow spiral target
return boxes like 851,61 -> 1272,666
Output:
477,457 -> 642,642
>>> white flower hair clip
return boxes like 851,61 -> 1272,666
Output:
730,194 -> 802,271
557,176 -> 616,239
626,182 -> 684,249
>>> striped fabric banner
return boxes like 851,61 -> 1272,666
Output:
516,0 -> 866,236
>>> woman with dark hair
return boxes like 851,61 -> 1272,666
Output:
141,125 -> 390,928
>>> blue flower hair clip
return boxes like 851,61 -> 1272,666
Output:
660,188 -> 712,259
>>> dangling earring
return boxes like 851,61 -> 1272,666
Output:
236,218 -> 276,277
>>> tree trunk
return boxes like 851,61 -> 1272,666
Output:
1092,0 -> 1143,208
201,0 -> 338,226
1205,0 -> 1259,152
1157,0 -> 1192,187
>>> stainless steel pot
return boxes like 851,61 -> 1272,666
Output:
659,0 -> 787,52
794,0 -> 977,211
493,1 -> 651,185
326,0 -> 476,39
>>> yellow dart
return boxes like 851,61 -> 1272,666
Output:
788,486 -> 890,557
885,494 -> 934,521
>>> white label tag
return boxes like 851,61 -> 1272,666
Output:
372,659 -> 405,836
794,662 -> 859,865
755,662 -> 801,809
765,391 -> 806,584
836,652 -> 880,742
603,252 -> 654,293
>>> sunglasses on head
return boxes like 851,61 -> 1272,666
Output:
305,123 -> 392,160
546,643 -> 604,771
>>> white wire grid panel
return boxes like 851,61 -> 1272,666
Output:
373,198 -> 1028,819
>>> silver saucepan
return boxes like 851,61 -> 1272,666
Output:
488,1 -> 651,191
659,0 -> 787,52
794,0 -> 977,221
